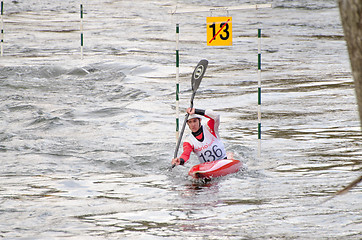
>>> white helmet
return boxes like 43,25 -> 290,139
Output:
187,114 -> 201,121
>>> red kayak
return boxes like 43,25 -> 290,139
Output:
188,159 -> 242,179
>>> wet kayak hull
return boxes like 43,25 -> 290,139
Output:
188,159 -> 242,179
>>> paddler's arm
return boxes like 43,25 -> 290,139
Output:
188,108 -> 219,121
171,142 -> 193,166
188,108 -> 220,131
205,110 -> 220,134
191,108 -> 220,137
187,107 -> 205,116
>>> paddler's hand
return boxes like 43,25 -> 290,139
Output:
187,108 -> 195,115
171,158 -> 185,168
171,157 -> 181,166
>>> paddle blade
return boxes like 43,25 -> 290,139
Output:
191,59 -> 208,92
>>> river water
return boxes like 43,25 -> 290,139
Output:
0,0 -> 361,239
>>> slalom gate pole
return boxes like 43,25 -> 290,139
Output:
175,23 -> 180,143
257,28 -> 262,157
80,1 -> 84,59
1,1 -> 3,56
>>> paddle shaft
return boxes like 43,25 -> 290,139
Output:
173,91 -> 196,159
171,59 -> 208,169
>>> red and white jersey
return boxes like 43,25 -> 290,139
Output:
180,110 -> 226,164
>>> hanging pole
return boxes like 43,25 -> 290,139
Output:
257,28 -> 262,157
175,23 -> 180,143
170,4 -> 272,15
80,1 -> 84,59
1,1 -> 4,56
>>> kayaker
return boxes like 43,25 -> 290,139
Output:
171,107 -> 227,166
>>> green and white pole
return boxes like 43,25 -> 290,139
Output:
257,28 -> 262,157
1,1 -> 4,56
80,1 -> 84,59
175,23 -> 180,142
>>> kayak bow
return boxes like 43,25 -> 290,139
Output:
188,159 -> 242,179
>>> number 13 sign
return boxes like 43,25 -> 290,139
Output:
207,17 -> 232,46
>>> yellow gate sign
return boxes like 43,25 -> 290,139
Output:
207,17 -> 232,46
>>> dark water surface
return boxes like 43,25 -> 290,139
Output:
0,0 -> 361,239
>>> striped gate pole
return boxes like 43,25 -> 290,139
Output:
175,23 -> 180,142
80,1 -> 84,59
1,1 -> 3,56
257,28 -> 262,157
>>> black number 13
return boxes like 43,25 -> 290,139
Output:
209,22 -> 230,40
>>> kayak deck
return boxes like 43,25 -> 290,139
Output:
188,159 -> 242,179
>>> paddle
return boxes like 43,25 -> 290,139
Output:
172,59 -> 208,168
322,175 -> 362,203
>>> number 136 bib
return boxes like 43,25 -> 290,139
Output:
187,126 -> 227,163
